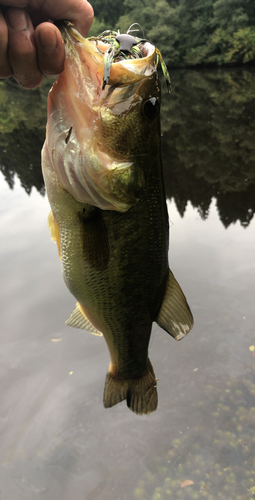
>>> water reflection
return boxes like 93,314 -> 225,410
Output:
1,68 -> 255,499
1,68 -> 255,226
1,186 -> 255,499
0,78 -> 51,194
134,372 -> 255,499
161,68 -> 255,228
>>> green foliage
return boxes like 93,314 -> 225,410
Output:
90,0 -> 255,67
172,0 -> 215,66
0,78 -> 51,134
118,0 -> 159,36
212,0 -> 254,29
226,27 -> 255,64
88,17 -> 106,37
90,0 -> 127,26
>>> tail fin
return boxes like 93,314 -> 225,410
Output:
103,359 -> 157,415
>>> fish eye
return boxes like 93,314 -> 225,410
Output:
143,97 -> 160,120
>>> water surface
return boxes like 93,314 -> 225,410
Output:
0,69 -> 255,500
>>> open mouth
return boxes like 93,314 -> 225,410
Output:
88,31 -> 158,90
59,22 -> 171,93
44,23 -> 170,212
87,29 -> 171,91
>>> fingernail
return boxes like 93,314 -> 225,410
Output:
38,28 -> 58,52
7,9 -> 28,31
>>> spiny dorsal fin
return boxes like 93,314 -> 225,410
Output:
156,269 -> 193,340
66,302 -> 103,336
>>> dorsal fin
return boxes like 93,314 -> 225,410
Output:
66,302 -> 103,336
156,269 -> 193,340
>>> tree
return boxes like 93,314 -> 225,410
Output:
91,0 -> 127,26
205,0 -> 255,64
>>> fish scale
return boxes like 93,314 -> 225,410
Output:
42,22 -> 193,415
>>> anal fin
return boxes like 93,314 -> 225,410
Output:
66,302 -> 103,336
156,269 -> 193,340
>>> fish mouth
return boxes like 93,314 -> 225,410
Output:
43,23 -> 163,211
59,22 -> 158,97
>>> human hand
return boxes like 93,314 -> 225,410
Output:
0,0 -> 94,88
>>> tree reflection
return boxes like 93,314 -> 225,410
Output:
0,78 -> 53,195
161,68 -> 255,227
0,69 -> 254,227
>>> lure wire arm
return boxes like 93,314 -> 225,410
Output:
88,28 -> 171,92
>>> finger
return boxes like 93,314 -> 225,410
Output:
59,0 -> 94,38
0,10 -> 12,77
32,0 -> 94,38
0,1 -> 94,37
5,8 -> 43,88
34,22 -> 65,75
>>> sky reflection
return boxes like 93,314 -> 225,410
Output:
1,175 -> 254,499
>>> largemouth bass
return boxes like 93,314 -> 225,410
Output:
42,23 -> 193,415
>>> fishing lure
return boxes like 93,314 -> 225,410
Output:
87,26 -> 171,92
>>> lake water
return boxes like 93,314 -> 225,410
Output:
0,69 -> 255,500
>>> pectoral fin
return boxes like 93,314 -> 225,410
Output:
78,208 -> 109,271
66,302 -> 103,336
156,269 -> 193,340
